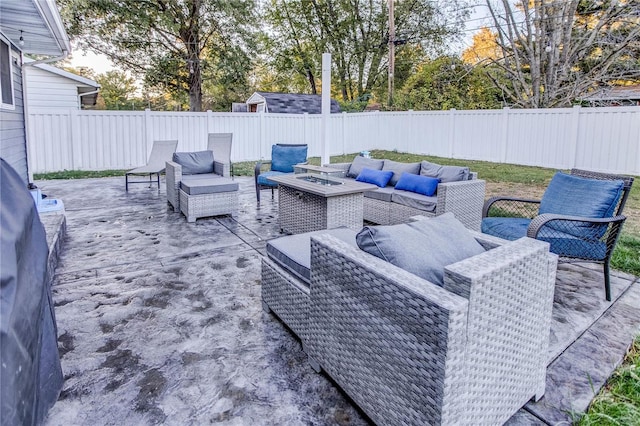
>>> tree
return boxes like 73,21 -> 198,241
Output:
394,56 -> 505,110
263,0 -> 470,104
95,70 -> 139,110
462,27 -> 502,64
59,0 -> 256,111
485,0 -> 640,108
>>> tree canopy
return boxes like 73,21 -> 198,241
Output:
485,0 -> 640,108
59,0 -> 256,111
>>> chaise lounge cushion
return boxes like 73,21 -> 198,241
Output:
382,160 -> 421,186
420,160 -> 469,183
356,212 -> 485,286
347,156 -> 385,178
266,228 -> 359,286
356,168 -> 394,187
173,151 -> 214,175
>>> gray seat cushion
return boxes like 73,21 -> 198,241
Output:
356,213 -> 485,286
347,156 -> 384,178
180,177 -> 238,195
382,160 -> 421,186
363,186 -> 395,202
173,151 -> 214,175
420,160 -> 469,183
391,190 -> 438,213
266,228 -> 359,286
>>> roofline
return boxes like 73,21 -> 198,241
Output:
24,57 -> 100,88
34,0 -> 72,54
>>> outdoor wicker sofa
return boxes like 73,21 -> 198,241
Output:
262,216 -> 557,425
328,156 -> 486,231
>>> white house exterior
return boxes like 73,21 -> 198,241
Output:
24,58 -> 100,110
0,0 -> 71,184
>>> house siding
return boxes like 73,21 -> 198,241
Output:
0,44 -> 27,184
25,66 -> 85,109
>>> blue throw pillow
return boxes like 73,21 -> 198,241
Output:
539,172 -> 623,238
395,173 -> 440,196
271,144 -> 308,173
172,151 -> 214,175
356,168 -> 394,187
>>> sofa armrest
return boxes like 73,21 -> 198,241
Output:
213,160 -> 230,178
435,179 -> 486,232
165,161 -> 182,212
324,162 -> 351,173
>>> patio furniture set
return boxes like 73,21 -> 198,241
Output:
126,138 -> 633,425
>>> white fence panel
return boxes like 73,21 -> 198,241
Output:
28,109 -> 72,172
452,109 -> 505,162
402,111 -> 450,157
575,107 -> 640,174
504,108 -> 575,170
27,106 -> 640,175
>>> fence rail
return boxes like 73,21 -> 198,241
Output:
27,106 -> 640,175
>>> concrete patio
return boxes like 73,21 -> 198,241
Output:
38,175 -> 639,425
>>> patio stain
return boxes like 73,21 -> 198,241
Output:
134,368 -> 168,421
57,332 -> 74,357
96,339 -> 122,353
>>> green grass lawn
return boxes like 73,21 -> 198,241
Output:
36,152 -> 640,423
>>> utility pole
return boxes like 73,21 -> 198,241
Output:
388,0 -> 395,107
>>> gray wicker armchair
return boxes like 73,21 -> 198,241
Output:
482,169 -> 633,301
262,230 -> 557,425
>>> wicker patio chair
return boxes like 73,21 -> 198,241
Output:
299,232 -> 556,425
254,143 -> 307,203
207,133 -> 233,178
125,139 -> 178,191
482,169 -> 633,301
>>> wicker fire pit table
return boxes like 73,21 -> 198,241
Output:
266,173 -> 377,234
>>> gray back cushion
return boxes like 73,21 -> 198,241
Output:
173,151 -> 214,175
420,160 -> 469,183
356,212 -> 485,286
382,160 -> 421,186
347,156 -> 384,178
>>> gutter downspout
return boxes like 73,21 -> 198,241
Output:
22,50 -> 69,183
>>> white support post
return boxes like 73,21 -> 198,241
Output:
321,53 -> 331,165
207,110 -> 213,139
341,112 -> 347,156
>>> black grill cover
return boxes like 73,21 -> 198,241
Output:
1,158 -> 62,425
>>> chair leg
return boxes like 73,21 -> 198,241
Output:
256,185 -> 261,203
125,174 -> 129,191
271,187 -> 275,199
604,260 -> 612,301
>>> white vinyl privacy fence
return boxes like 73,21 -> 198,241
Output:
27,106 -> 640,175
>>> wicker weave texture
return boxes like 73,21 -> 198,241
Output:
278,186 -> 364,234
261,259 -> 310,344
307,234 -> 555,425
363,197 -> 394,225
179,189 -> 238,223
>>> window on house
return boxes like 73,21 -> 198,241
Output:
1,38 -> 14,108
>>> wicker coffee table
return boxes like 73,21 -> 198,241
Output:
266,174 -> 377,234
